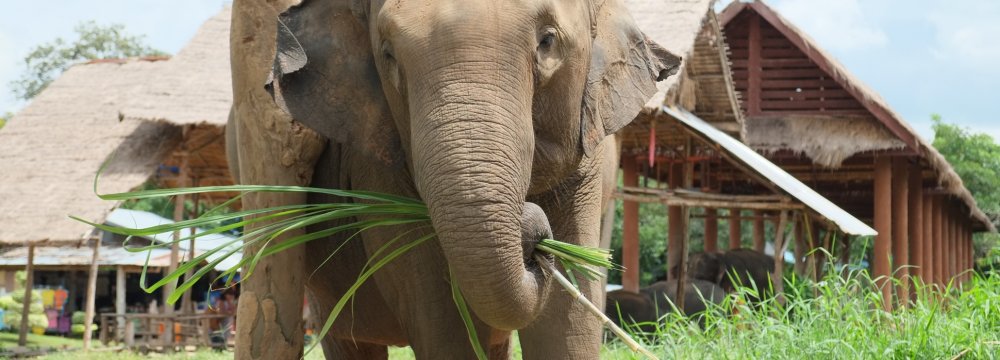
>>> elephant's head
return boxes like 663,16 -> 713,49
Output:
268,0 -> 680,331
688,251 -> 727,284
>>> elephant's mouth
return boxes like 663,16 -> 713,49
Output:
521,202 -> 556,274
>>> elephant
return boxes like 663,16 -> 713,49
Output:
688,248 -> 776,304
605,279 -> 726,332
227,0 -> 681,359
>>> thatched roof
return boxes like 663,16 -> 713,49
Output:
626,0 -> 745,139
720,1 -> 994,232
0,7 -> 233,245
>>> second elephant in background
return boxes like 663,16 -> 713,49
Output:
688,248 -> 776,304
605,279 -> 726,331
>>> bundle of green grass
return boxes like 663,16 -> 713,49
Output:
79,184 -> 653,359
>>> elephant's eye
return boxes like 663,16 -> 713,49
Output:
537,28 -> 557,52
535,27 -> 562,86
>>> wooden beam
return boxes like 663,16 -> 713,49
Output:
621,157 -> 640,293
116,266 -> 126,336
891,158 -> 910,306
17,243 -> 35,347
793,219 -> 806,276
82,239 -> 100,350
873,156 -> 893,311
753,212 -> 766,252
730,209 -> 743,250
705,208 -> 718,253
667,162 -> 685,280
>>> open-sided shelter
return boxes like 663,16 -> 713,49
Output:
719,0 -> 995,310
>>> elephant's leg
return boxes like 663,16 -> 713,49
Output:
520,139 -> 614,360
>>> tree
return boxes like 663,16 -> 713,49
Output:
0,112 -> 10,130
10,21 -> 166,101
931,114 -> 1000,261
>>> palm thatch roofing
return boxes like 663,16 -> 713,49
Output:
0,6 -> 234,245
621,0 -> 745,152
719,1 -> 993,232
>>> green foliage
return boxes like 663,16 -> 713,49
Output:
10,21 -> 166,100
118,181 -> 242,235
0,112 -> 10,130
3,312 -> 49,331
69,323 -> 97,335
71,311 -> 87,325
931,115 -> 1000,263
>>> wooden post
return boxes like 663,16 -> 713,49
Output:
753,212 -> 765,252
948,210 -> 957,284
933,196 -> 944,287
873,156 -> 893,312
729,209 -> 743,249
705,208 -> 718,253
908,165 -> 923,298
772,211 -> 789,305
921,194 -> 933,285
116,266 -> 126,339
668,162 -> 685,281
793,219 -> 806,276
165,148 -> 188,349
182,180 -> 200,315
17,243 -> 35,347
891,158 -> 909,306
83,238 -> 100,350
622,156 -> 640,293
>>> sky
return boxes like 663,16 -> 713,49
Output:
1,0 -> 997,142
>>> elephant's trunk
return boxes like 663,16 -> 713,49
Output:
409,57 -> 549,330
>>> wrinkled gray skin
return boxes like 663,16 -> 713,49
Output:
605,279 -> 725,331
688,248 -> 776,305
227,0 -> 680,358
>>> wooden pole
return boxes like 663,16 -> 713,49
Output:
705,208 -> 718,253
908,165 -> 923,299
622,156 -> 640,293
891,158 -> 909,306
921,194 -> 933,286
948,209 -> 957,284
165,148 -> 188,347
753,212 -> 765,252
667,161 -> 684,281
83,239 -> 100,350
873,156 -> 893,312
116,266 -> 126,339
793,219 -> 806,276
933,196 -> 944,288
17,243 -> 35,347
729,209 -> 742,250
772,211 -> 789,305
182,180 -> 200,315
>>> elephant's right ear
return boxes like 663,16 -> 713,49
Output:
264,1 -> 404,167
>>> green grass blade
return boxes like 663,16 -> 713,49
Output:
450,268 -> 489,360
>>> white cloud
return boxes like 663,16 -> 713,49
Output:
771,0 -> 888,52
927,0 -> 1000,74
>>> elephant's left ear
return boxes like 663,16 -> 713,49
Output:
581,0 -> 681,156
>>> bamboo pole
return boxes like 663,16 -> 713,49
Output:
83,238 -> 100,349
17,243 -> 35,347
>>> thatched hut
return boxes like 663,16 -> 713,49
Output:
610,0 -> 875,297
0,7 -> 233,346
719,0 -> 995,310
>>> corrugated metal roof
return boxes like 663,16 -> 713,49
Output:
105,208 -> 243,271
662,106 -> 878,236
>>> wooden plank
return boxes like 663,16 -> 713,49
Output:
891,158 -> 909,307
761,99 -> 865,111
793,219 -> 806,276
667,162 -> 685,280
933,196 -> 944,287
772,211 -> 789,305
761,89 -> 853,100
621,157 -> 640,293
762,48 -> 808,59
747,14 -> 762,115
761,68 -> 829,79
761,79 -> 843,89
873,156 -> 893,312
922,195 -> 934,285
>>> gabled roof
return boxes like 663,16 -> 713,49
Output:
719,1 -> 994,232
0,7 -> 234,245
